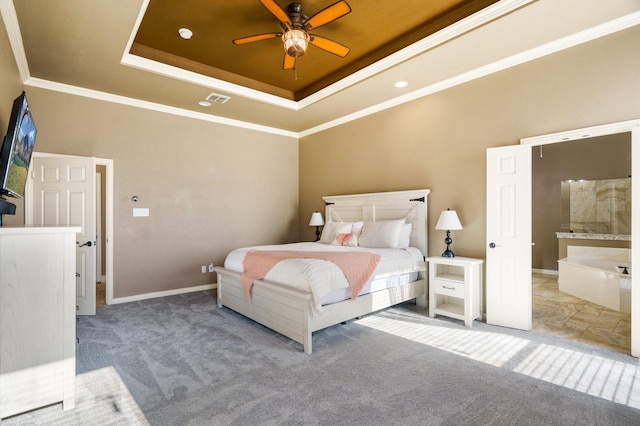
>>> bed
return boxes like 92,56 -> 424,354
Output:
214,189 -> 430,353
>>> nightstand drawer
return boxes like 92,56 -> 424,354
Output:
433,279 -> 464,298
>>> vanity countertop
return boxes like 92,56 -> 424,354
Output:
556,232 -> 631,241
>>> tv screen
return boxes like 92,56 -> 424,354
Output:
0,91 -> 37,199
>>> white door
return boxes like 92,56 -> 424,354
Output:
30,155 -> 97,315
486,144 -> 532,330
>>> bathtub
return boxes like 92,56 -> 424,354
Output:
557,246 -> 631,313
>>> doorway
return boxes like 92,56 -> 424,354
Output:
521,119 -> 640,357
486,119 -> 640,357
25,153 -> 114,310
531,133 -> 631,352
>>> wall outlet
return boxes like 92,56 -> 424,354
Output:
208,263 -> 214,273
201,265 -> 206,273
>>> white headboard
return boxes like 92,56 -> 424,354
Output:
323,189 -> 430,256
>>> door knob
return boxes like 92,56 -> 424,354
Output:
489,242 -> 501,249
77,241 -> 93,247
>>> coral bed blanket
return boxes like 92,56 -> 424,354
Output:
241,250 -> 381,302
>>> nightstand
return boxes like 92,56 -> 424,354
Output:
427,256 -> 483,327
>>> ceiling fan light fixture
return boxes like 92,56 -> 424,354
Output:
282,29 -> 309,57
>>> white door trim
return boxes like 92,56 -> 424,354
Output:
520,118 -> 640,358
26,152 -> 114,306
96,171 -> 103,282
95,157 -> 114,305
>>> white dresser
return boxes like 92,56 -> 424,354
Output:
0,226 -> 79,419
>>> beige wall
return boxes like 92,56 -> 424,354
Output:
532,134 -> 631,271
24,89 -> 298,298
299,26 -> 640,259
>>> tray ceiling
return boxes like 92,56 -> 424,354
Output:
131,0 -> 499,101
8,0 -> 639,134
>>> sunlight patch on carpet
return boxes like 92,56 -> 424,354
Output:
513,344 -> 640,409
3,366 -> 149,425
355,314 -> 640,410
355,315 -> 529,367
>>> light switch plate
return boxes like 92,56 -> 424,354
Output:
133,208 -> 149,217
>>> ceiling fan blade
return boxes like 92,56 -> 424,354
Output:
283,53 -> 296,70
233,33 -> 281,45
305,0 -> 351,30
309,35 -> 350,57
259,0 -> 292,27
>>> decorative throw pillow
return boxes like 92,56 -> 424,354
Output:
331,233 -> 358,247
319,222 -> 353,244
358,219 -> 405,248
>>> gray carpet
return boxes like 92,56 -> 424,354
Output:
5,291 -> 640,425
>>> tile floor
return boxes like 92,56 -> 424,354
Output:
532,272 -> 631,354
96,282 -> 106,306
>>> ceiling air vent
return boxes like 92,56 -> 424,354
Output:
204,92 -> 231,104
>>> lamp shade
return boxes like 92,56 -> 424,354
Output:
308,212 -> 324,227
435,209 -> 462,230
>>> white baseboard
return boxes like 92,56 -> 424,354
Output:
532,268 -> 558,276
112,283 -> 217,305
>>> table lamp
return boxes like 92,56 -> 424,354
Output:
308,211 -> 324,241
435,208 -> 462,257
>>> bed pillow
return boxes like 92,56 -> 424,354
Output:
319,222 -> 354,244
358,219 -> 405,248
350,221 -> 364,237
398,223 -> 412,248
331,233 -> 358,247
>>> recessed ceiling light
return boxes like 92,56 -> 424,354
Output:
178,28 -> 193,40
199,100 -> 212,107
394,81 -> 409,88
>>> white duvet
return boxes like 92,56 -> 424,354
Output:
224,242 -> 424,316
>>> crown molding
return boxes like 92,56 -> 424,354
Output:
24,77 -> 298,139
300,11 -> 640,138
3,1 -> 639,139
0,0 -> 30,81
521,119 -> 640,146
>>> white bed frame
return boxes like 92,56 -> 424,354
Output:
214,189 -> 430,353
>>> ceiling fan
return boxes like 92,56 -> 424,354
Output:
233,0 -> 352,71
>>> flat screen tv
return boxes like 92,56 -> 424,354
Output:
0,91 -> 37,199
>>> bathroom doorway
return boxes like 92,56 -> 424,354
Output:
524,121 -> 638,355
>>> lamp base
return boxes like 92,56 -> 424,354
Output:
315,226 -> 321,242
441,230 -> 455,257
441,248 -> 455,258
